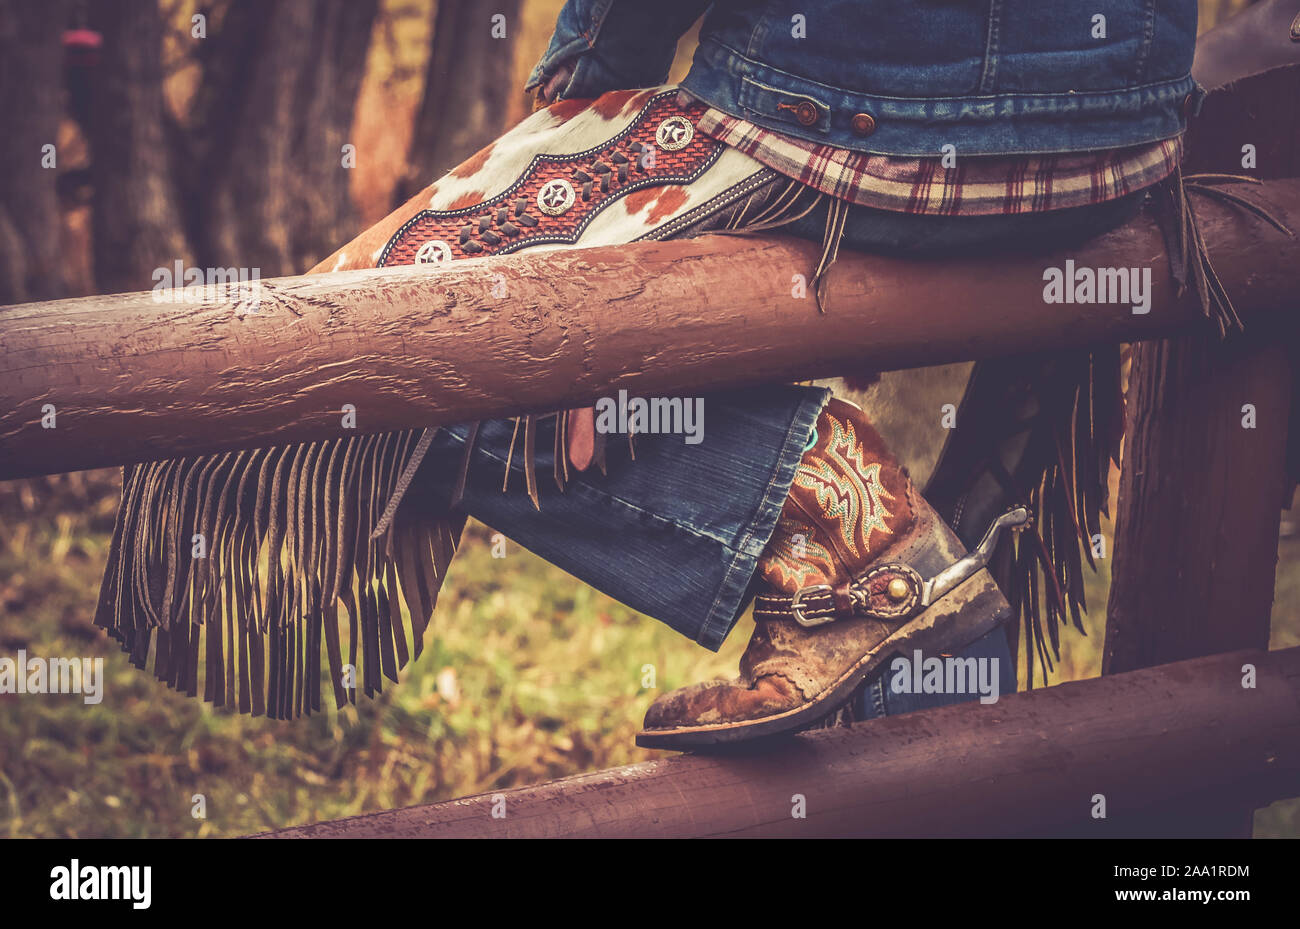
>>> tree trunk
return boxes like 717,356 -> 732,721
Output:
288,0 -> 380,270
191,0 -> 317,276
181,0 -> 377,277
88,0 -> 191,295
393,0 -> 523,207
0,0 -> 70,305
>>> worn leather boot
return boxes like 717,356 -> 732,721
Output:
637,398 -> 1027,749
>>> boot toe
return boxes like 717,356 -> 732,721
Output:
642,675 -> 803,731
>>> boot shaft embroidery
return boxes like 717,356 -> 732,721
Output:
794,413 -> 896,561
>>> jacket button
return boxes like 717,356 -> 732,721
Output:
851,112 -> 877,136
794,101 -> 819,126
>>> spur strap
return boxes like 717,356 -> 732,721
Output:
754,506 -> 1031,628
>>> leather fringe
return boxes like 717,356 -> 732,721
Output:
1004,348 -> 1120,687
94,430 -> 464,718
1152,168 -> 1295,337
711,177 -> 840,310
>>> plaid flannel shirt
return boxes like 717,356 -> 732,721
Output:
697,108 -> 1182,216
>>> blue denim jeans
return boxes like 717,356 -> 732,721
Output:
423,189 -> 1148,719
422,385 -> 827,651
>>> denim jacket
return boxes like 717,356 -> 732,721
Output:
527,1 -> 1202,157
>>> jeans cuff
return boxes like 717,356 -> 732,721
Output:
693,387 -> 830,650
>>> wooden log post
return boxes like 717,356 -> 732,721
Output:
256,646 -> 1300,839
2,178 -> 1298,480
1105,335 -> 1292,671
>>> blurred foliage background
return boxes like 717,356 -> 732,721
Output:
1,0 -> 1296,838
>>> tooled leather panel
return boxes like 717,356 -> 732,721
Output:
378,93 -> 724,267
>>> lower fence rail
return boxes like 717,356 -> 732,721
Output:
255,645 -> 1300,839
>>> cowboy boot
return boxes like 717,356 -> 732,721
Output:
637,398 -> 1028,749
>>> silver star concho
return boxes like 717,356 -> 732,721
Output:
536,178 -> 576,216
414,240 -> 453,264
655,116 -> 694,151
